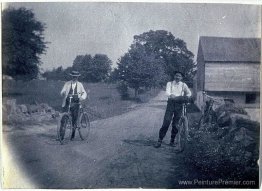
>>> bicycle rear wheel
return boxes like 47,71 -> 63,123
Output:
199,113 -> 213,130
78,112 -> 91,141
198,115 -> 205,129
57,113 -> 72,144
178,117 -> 189,152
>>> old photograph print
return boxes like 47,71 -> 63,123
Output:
2,2 -> 261,189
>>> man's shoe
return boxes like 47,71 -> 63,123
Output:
154,141 -> 162,148
169,142 -> 175,147
70,135 -> 75,141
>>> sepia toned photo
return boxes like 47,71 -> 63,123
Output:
1,2 -> 261,189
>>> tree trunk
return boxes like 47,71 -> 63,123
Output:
134,88 -> 138,98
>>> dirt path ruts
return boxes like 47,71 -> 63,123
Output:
3,91 -> 201,188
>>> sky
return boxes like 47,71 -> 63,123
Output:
4,2 -> 261,71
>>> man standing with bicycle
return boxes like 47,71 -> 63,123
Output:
60,70 -> 88,140
154,71 -> 192,148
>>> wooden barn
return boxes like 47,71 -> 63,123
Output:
194,36 -> 261,110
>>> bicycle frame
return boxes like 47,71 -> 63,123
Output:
204,99 -> 214,115
66,93 -> 83,113
202,91 -> 224,112
67,96 -> 73,113
182,103 -> 187,117
64,94 -> 84,130
199,91 -> 224,130
58,94 -> 86,143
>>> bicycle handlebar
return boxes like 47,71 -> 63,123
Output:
169,96 -> 194,104
202,91 -> 224,104
68,92 -> 84,98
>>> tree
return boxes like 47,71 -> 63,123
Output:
115,30 -> 195,97
92,54 -> 112,82
133,30 -> 195,85
116,43 -> 168,97
2,7 -> 48,80
72,54 -> 92,81
43,66 -> 68,81
43,54 -> 112,82
72,54 -> 112,82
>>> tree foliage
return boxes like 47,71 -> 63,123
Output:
115,30 -> 195,96
43,66 -> 72,81
43,54 -> 112,82
72,54 -> 112,82
2,7 -> 47,80
133,30 -> 195,85
116,43 -> 168,97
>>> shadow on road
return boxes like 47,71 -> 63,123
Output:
122,138 -> 184,154
36,133 -> 61,145
146,105 -> 166,110
146,102 -> 200,114
122,139 -> 156,147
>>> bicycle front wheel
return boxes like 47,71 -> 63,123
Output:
178,117 -> 189,152
57,113 -> 72,144
78,112 -> 91,141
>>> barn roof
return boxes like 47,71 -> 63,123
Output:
199,36 -> 261,63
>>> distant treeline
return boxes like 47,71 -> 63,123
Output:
43,54 -> 112,82
2,7 -> 195,98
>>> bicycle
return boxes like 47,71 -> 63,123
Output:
176,100 -> 190,152
57,94 -> 91,144
198,92 -> 224,130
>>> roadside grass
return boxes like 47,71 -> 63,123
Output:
3,79 -> 160,122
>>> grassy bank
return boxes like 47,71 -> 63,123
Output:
3,80 -> 160,121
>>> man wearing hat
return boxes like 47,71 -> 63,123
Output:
154,71 -> 192,148
60,70 -> 88,140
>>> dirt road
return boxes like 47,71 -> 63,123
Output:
3,91 -> 201,188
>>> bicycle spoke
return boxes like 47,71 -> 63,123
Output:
78,112 -> 91,141
58,114 -> 72,144
177,117 -> 189,152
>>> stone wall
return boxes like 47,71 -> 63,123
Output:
3,99 -> 59,125
185,102 -> 260,184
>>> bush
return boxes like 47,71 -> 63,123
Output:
185,105 -> 259,185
